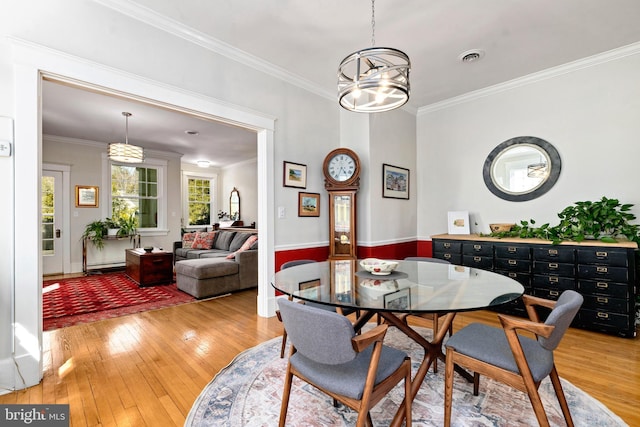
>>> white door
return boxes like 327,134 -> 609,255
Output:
42,170 -> 64,275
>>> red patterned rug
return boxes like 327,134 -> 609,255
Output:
43,273 -> 194,331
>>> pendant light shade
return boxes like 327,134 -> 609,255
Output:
108,112 -> 144,163
337,0 -> 410,113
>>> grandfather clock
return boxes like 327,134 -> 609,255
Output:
323,148 -> 361,260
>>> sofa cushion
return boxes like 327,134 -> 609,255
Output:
198,250 -> 231,258
214,231 -> 236,251
228,232 -> 255,253
175,258 -> 239,279
226,235 -> 258,259
192,231 -> 216,249
175,247 -> 196,258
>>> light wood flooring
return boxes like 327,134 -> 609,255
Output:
1,288 -> 638,426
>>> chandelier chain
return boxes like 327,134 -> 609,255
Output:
371,0 -> 376,47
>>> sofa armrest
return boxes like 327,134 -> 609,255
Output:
236,249 -> 258,288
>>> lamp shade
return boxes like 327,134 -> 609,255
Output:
338,47 -> 410,113
108,142 -> 144,163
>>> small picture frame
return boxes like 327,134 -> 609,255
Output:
448,211 -> 470,234
383,164 -> 410,200
298,192 -> 320,217
384,288 -> 411,310
75,185 -> 99,208
298,278 -> 321,300
283,161 -> 307,189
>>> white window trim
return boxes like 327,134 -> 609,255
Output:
101,153 -> 169,236
181,170 -> 218,229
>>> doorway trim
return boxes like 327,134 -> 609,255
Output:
42,163 -> 71,275
11,38 -> 277,390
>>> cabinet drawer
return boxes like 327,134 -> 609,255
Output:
533,261 -> 575,276
577,264 -> 628,282
581,294 -> 629,313
494,258 -> 531,273
495,270 -> 531,289
435,253 -> 462,265
495,244 -> 530,260
578,309 -> 633,335
533,247 -> 575,263
532,275 -> 575,291
577,280 -> 629,299
433,240 -> 462,253
576,248 -> 629,267
462,242 -> 493,256
462,255 -> 493,269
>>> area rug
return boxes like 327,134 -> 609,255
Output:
186,326 -> 627,427
43,273 -> 194,331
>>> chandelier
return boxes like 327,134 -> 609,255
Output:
108,112 -> 144,163
338,0 -> 410,113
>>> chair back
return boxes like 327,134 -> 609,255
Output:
404,256 -> 450,264
539,290 -> 583,350
278,298 -> 356,365
281,259 -> 316,270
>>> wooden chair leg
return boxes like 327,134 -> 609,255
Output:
279,367 -> 294,427
473,372 -> 480,395
279,331 -> 288,359
523,378 -> 551,427
444,348 -> 455,427
549,366 -> 574,427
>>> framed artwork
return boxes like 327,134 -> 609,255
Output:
298,192 -> 320,217
283,161 -> 307,188
75,185 -> 99,208
384,288 -> 411,310
382,164 -> 409,199
448,211 -> 470,234
298,278 -> 321,300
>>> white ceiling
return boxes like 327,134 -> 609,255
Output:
42,0 -> 640,166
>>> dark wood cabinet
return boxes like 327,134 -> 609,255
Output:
126,249 -> 173,287
432,234 -> 638,338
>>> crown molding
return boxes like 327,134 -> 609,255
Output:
418,41 -> 640,115
92,0 -> 335,103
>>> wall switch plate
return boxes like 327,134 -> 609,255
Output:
278,206 -> 285,218
0,141 -> 12,157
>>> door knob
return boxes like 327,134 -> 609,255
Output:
55,229 -> 61,238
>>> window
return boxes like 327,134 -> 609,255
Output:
182,171 -> 216,228
103,155 -> 167,234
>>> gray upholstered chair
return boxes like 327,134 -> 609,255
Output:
277,259 -> 359,358
277,298 -> 412,427
444,290 -> 583,427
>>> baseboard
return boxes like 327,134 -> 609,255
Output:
0,357 -> 15,395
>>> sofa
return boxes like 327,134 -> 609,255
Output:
173,229 -> 258,298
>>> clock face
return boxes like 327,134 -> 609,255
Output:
328,153 -> 356,182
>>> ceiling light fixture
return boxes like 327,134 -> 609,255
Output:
108,112 -> 144,163
338,0 -> 410,113
459,49 -> 485,63
197,160 -> 210,168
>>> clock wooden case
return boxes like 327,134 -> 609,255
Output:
323,148 -> 361,260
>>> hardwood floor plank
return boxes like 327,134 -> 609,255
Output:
0,288 -> 637,426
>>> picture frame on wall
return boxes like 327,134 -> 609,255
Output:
75,185 -> 99,208
382,163 -> 409,199
283,161 -> 307,188
448,211 -> 470,234
298,192 -> 320,217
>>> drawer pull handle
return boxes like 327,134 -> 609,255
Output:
508,260 -> 517,265
507,247 -> 517,253
596,282 -> 608,289
550,290 -> 559,296
549,276 -> 559,283
597,297 -> 609,303
548,249 -> 558,256
596,251 -> 607,258
474,244 -> 481,250
549,263 -> 558,269
444,243 -> 451,248
474,256 -> 481,262
508,273 -> 517,278
444,254 -> 451,259
597,312 -> 609,319
152,259 -> 164,264
596,266 -> 608,273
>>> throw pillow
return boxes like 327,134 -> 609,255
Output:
226,235 -> 258,259
182,232 -> 197,249
191,231 -> 216,250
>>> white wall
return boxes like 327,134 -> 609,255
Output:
417,47 -> 640,240
221,159 -> 258,227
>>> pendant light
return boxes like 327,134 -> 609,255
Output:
108,112 -> 144,163
338,0 -> 411,113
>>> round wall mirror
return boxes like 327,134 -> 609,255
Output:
229,187 -> 240,220
483,136 -> 561,202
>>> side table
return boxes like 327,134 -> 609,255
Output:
125,248 -> 173,287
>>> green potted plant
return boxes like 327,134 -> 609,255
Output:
117,214 -> 138,241
104,217 -> 120,236
82,219 -> 108,249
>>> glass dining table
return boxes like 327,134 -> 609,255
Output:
271,258 -> 524,427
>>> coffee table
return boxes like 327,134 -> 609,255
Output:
125,248 -> 173,287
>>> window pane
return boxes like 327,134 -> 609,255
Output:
139,199 -> 157,227
112,164 -> 160,230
